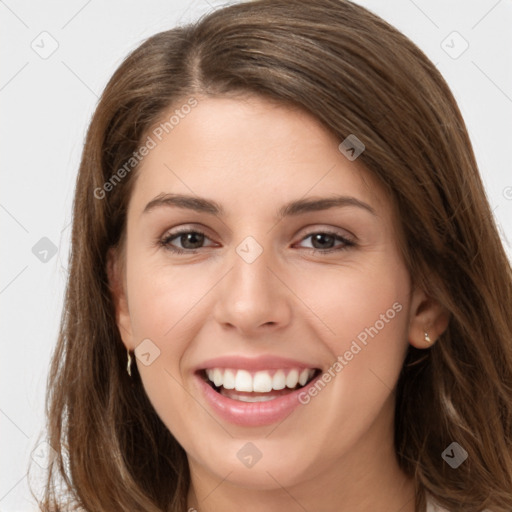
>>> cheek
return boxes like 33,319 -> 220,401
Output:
126,255 -> 210,345
283,259 -> 411,458
125,254 -> 216,402
125,259 -> 209,439
298,254 -> 408,328
296,256 -> 411,386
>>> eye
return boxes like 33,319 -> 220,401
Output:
295,230 -> 355,254
158,227 -> 355,255
158,228 -> 216,254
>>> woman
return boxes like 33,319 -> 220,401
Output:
32,0 -> 512,510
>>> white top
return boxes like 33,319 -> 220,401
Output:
426,497 -> 450,512
426,495 -> 494,512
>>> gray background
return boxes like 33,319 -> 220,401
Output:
1,0 -> 511,510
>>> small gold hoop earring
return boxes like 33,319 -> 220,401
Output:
424,331 -> 432,344
127,349 -> 133,377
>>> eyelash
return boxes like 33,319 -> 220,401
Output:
157,227 -> 355,255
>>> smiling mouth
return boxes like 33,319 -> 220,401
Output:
198,368 -> 322,402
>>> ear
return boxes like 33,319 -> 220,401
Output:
407,286 -> 450,348
106,246 -> 134,351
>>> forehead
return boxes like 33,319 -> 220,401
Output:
128,95 -> 388,219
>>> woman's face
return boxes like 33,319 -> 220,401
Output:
110,95 -> 425,493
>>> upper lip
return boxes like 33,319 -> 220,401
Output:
195,355 -> 321,373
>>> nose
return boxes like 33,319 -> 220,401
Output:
212,242 -> 292,336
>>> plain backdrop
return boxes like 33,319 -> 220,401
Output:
1,0 -> 511,510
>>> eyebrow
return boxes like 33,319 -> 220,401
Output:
141,193 -> 377,218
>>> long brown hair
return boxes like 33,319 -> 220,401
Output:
31,0 -> 512,510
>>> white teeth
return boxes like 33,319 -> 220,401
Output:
299,368 -> 310,386
223,369 -> 236,390
213,368 -> 223,387
285,369 -> 299,388
272,370 -> 286,390
204,367 -> 316,393
253,371 -> 273,392
221,390 -> 278,402
235,369 -> 253,392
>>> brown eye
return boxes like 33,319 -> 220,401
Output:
175,232 -> 205,250
297,231 -> 355,254
159,229 -> 214,254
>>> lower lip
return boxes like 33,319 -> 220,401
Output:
195,372 -> 321,427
